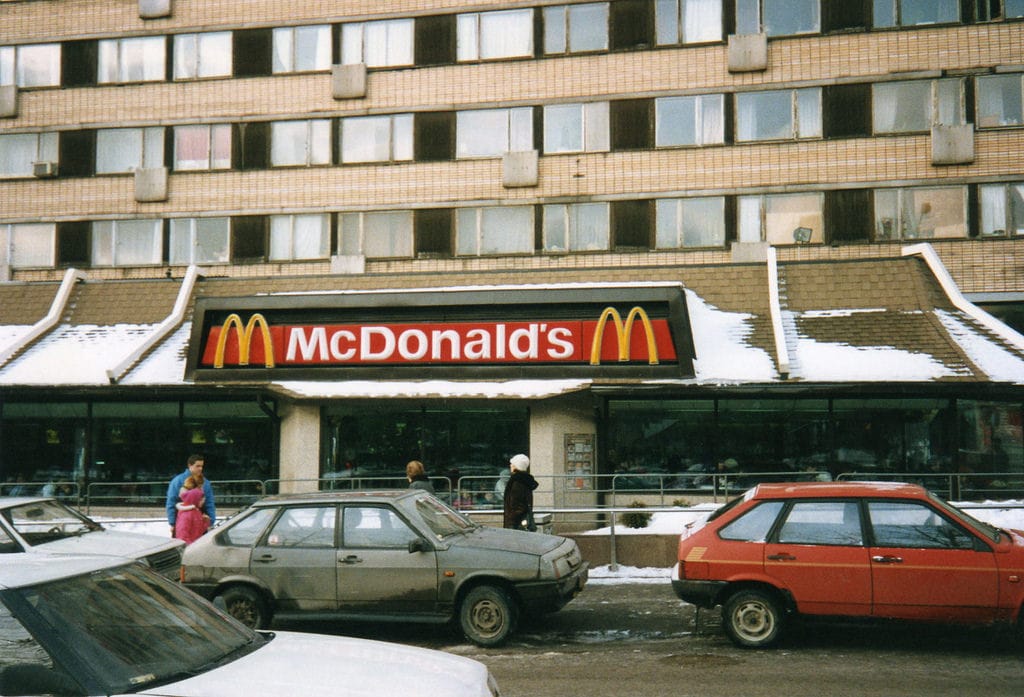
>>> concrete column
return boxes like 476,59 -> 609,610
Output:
528,392 -> 597,511
277,403 -> 321,493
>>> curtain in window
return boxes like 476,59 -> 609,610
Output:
684,0 -> 723,43
873,81 -> 931,133
479,10 -> 533,59
479,206 -> 533,255
0,134 -> 37,176
10,223 -> 55,268
17,44 -> 61,87
362,212 -> 413,258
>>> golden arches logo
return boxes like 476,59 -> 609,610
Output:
213,313 -> 275,368
589,306 -> 659,366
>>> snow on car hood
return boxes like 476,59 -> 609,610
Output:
30,528 -> 178,558
450,524 -> 564,555
139,631 -> 492,697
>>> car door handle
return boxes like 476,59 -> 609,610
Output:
340,555 -> 363,565
767,553 -> 796,561
254,554 -> 276,563
871,555 -> 903,564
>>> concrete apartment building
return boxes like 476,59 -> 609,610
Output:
1,0 -> 1024,509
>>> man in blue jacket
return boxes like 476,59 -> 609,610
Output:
166,454 -> 216,537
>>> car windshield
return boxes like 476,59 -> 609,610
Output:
928,491 -> 1001,543
4,563 -> 263,694
1,500 -> 100,544
413,495 -> 477,538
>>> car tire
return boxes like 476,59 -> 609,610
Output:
459,585 -> 518,647
722,589 -> 784,649
219,585 -> 271,630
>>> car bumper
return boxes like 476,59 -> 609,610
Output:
671,579 -> 727,608
515,563 -> 588,612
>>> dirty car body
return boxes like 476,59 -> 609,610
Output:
0,496 -> 183,579
182,490 -> 587,646
672,481 -> 1024,648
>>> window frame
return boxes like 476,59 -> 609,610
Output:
338,210 -> 415,259
543,102 -> 611,154
1,43 -> 62,88
979,182 -> 1024,237
455,206 -> 534,256
0,131 -> 58,178
341,18 -> 415,68
168,217 -> 231,265
655,94 -> 726,147
542,202 -> 611,253
173,124 -> 231,171
97,35 -> 166,84
872,0 -> 961,28
457,9 -> 535,62
268,213 -> 331,261
736,0 -> 821,36
872,78 -> 965,134
340,114 -> 414,164
976,73 -> 1024,128
90,219 -> 163,267
738,192 -> 824,245
736,87 -> 822,142
655,196 -> 727,249
173,31 -> 232,80
455,107 -> 534,159
872,185 -> 968,241
95,127 -> 164,174
271,24 -> 332,74
270,119 -> 331,167
655,0 -> 724,45
6,222 -> 57,269
544,3 -> 610,55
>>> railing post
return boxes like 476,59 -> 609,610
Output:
608,509 -> 618,571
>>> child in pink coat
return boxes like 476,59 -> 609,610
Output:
174,476 -> 209,544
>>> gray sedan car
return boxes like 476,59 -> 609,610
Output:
181,490 -> 588,646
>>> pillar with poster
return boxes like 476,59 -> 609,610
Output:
565,433 -> 594,491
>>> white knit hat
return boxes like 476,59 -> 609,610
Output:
509,453 -> 530,471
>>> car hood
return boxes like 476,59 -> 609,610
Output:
447,524 -> 564,555
137,631 -> 492,697
30,529 -> 179,558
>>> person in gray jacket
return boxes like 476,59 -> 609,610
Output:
406,460 -> 435,494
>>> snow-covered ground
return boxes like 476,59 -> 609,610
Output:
98,499 -> 1024,585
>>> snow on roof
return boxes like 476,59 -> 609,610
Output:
1,324 -> 156,385
936,309 -> 1024,385
686,289 -> 777,383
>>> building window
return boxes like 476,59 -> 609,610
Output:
736,88 -> 821,142
656,196 -> 727,248
873,79 -> 964,133
269,214 -> 330,261
457,9 -> 534,61
95,127 -> 164,174
0,43 -> 61,87
980,183 -> 1024,237
456,206 -> 533,256
92,219 -> 162,267
169,218 -> 230,264
543,203 -> 610,252
872,0 -> 959,27
341,19 -> 415,67
975,0 -> 1024,20
544,3 -> 609,54
543,102 -> 610,153
271,120 -> 331,167
6,222 -> 56,268
655,0 -> 723,44
98,36 -> 166,84
456,108 -> 533,158
339,211 -> 414,258
735,0 -> 820,36
739,193 -> 823,244
0,132 -> 58,178
272,25 -> 331,73
173,124 -> 231,171
655,95 -> 725,146
873,186 -> 967,240
977,73 -> 1024,128
173,32 -> 232,80
340,114 -> 413,164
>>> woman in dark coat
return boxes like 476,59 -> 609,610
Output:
503,453 -> 538,530
406,460 -> 435,494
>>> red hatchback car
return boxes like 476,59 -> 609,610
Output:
672,481 -> 1024,648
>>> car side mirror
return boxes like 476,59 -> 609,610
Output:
408,538 -> 430,553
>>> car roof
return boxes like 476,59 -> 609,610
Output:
252,490 -> 419,507
0,553 -> 130,590
0,496 -> 54,508
749,481 -> 928,500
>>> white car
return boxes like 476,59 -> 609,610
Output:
0,554 -> 501,697
0,496 -> 184,578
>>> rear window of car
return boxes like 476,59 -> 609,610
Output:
777,501 -> 863,546
718,501 -> 784,542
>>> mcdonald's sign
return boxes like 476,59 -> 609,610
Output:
187,285 -> 695,379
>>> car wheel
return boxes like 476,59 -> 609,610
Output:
459,585 -> 517,647
722,589 -> 784,649
219,585 -> 271,630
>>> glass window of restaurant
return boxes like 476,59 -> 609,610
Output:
605,396 -> 1022,495
321,403 -> 528,503
0,400 -> 276,499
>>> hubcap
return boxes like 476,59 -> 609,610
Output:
471,599 -> 504,637
733,600 -> 773,641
